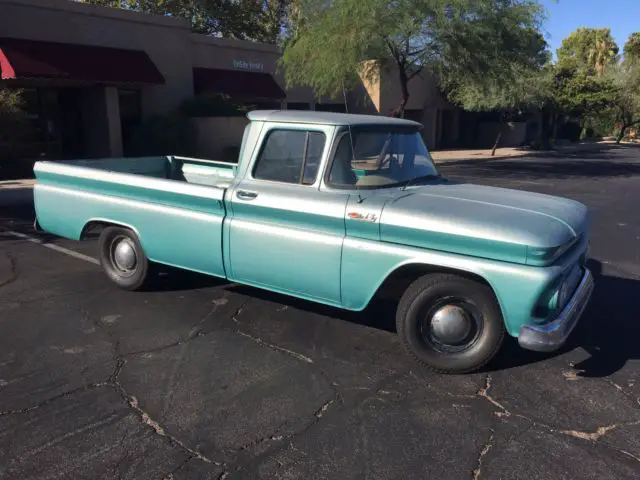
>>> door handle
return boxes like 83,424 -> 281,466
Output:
236,190 -> 258,200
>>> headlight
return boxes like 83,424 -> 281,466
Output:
558,264 -> 582,310
536,264 -> 582,318
527,237 -> 577,265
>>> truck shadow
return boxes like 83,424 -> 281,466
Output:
560,259 -> 640,378
147,265 -> 226,291
223,283 -> 398,333
485,258 -> 640,375
225,258 -> 640,377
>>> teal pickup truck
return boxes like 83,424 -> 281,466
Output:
33,110 -> 594,374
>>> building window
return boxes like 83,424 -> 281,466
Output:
119,89 -> 142,156
253,129 -> 325,185
16,87 -> 63,158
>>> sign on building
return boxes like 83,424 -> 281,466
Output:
233,60 -> 264,71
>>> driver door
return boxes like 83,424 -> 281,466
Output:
227,125 -> 349,306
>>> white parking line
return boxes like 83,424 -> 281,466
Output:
3,230 -> 100,265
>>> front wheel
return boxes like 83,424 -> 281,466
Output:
98,226 -> 150,291
396,273 -> 505,374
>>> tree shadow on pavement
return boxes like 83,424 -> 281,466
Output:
440,148 -> 640,182
0,201 -> 71,245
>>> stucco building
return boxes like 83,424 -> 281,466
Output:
0,0 -> 463,161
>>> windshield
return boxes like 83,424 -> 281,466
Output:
327,128 -> 439,189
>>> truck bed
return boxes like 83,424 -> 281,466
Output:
33,155 -> 235,277
39,155 -> 237,188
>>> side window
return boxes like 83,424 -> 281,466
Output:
253,129 -> 325,185
328,133 -> 358,186
303,132 -> 325,184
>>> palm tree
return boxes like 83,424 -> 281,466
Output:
588,30 -> 619,75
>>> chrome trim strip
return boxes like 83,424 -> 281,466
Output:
518,268 -> 594,352
230,218 -> 343,247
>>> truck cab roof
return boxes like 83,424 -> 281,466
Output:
246,110 -> 423,129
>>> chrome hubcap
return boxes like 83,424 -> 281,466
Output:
420,297 -> 482,352
430,304 -> 473,344
111,236 -> 137,275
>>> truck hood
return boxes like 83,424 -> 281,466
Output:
379,181 -> 589,265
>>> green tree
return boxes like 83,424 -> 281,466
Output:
447,64 -> 555,154
552,65 -> 615,119
251,0 -> 292,44
280,0 -> 549,118
606,63 -> 640,143
0,88 -> 32,169
552,63 -> 619,140
198,0 -> 293,42
556,27 -> 619,74
447,32 -> 622,154
552,29 -> 640,143
76,0 -> 292,42
623,32 -> 640,65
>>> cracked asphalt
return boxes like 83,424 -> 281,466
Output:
1,145 -> 639,479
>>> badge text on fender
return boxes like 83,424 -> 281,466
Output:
347,212 -> 378,222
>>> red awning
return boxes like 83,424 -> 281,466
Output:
0,37 -> 165,85
193,67 -> 285,100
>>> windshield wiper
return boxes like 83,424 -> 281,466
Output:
401,174 -> 442,191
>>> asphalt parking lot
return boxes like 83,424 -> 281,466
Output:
1,145 -> 639,479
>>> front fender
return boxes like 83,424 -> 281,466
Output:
340,237 -> 561,337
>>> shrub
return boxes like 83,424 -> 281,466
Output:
0,88 -> 38,178
0,88 -> 30,150
580,113 -> 617,139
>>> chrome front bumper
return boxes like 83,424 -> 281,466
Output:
518,268 -> 594,352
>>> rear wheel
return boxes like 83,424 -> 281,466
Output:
396,273 -> 505,374
98,226 -> 149,291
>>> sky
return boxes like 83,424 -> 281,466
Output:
541,0 -> 640,58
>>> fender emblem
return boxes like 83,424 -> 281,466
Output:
348,212 -> 378,222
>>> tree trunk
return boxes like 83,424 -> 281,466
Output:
539,107 -> 556,150
491,131 -> 503,156
551,111 -> 560,145
392,66 -> 410,119
342,85 -> 349,113
491,113 -> 508,156
617,120 -> 640,143
539,109 -> 549,149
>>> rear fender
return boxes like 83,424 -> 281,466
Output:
80,218 -> 142,240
